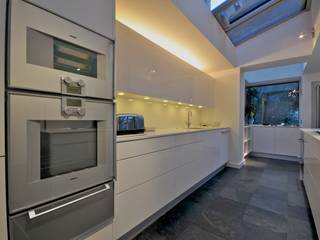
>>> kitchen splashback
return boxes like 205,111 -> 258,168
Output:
116,93 -> 215,129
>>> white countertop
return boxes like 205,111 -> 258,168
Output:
301,128 -> 320,141
116,127 -> 229,143
246,124 -> 300,128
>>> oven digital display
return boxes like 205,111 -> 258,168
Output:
67,99 -> 82,107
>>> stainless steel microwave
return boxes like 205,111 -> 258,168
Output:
7,92 -> 115,214
8,0 -> 114,100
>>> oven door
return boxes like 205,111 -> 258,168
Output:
8,93 -> 114,214
9,0 -> 114,100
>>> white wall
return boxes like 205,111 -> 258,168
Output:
301,72 -> 320,128
210,68 -> 244,167
244,63 -> 305,84
172,0 -> 237,66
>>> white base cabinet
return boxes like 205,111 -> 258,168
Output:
0,0 -> 5,157
252,126 -> 301,158
114,129 -> 229,239
303,131 -> 320,237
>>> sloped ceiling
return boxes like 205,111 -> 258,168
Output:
116,0 -> 234,74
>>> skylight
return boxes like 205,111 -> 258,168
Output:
207,0 -> 229,11
208,0 -> 310,46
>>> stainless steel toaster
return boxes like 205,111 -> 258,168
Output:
116,114 -> 145,135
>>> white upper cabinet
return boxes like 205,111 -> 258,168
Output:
116,22 -> 214,107
24,0 -> 115,39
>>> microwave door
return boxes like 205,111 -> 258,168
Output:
8,93 -> 114,214
9,0 -> 114,99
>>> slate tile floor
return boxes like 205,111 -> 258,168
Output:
134,157 -> 318,240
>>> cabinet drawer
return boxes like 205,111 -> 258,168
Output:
10,182 -> 114,240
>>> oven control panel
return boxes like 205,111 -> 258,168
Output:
62,97 -> 86,117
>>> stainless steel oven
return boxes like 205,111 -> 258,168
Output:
7,92 -> 114,214
9,0 -> 114,99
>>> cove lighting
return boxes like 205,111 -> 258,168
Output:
117,22 -> 205,71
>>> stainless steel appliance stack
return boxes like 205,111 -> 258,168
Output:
6,1 -> 115,239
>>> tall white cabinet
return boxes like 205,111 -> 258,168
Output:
24,0 -> 115,39
0,0 -> 5,157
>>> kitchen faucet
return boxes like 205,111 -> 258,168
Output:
186,110 -> 192,129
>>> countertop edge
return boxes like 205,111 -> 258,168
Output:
116,127 -> 230,143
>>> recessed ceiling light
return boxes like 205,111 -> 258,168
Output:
117,92 -> 125,96
198,105 -> 203,109
144,96 -> 150,100
189,104 -> 194,107
298,33 -> 305,39
178,102 -> 182,105
163,99 -> 168,103
76,68 -> 81,71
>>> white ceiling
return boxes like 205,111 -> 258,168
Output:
116,0 -> 234,74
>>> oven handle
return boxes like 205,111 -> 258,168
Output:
28,184 -> 111,220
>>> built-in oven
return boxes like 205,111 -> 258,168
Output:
7,92 -> 114,214
9,0 -> 114,99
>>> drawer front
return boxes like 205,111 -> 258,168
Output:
117,133 -> 201,160
10,182 -> 114,240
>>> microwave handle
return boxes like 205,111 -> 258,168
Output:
28,184 -> 111,219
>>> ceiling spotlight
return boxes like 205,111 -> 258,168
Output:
189,104 -> 194,107
178,102 -> 182,105
198,105 -> 203,109
117,92 -> 125,96
163,99 -> 168,103
298,33 -> 305,39
144,96 -> 150,100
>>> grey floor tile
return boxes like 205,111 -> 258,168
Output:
288,191 -> 309,208
243,206 -> 287,233
176,225 -> 224,240
287,217 -> 317,240
288,205 -> 312,222
250,194 -> 288,216
219,186 -> 252,204
237,222 -> 287,240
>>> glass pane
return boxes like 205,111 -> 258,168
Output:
27,28 -> 101,79
245,82 -> 300,126
54,39 -> 97,78
40,121 -> 97,179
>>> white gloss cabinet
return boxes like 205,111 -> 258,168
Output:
116,22 -> 215,107
114,129 -> 229,239
24,0 -> 115,39
303,131 -> 320,237
252,126 -> 301,158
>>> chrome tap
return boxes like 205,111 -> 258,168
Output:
186,110 -> 192,129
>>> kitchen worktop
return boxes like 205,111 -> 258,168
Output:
245,124 -> 300,128
116,127 -> 229,143
301,128 -> 320,141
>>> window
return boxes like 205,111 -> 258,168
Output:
245,82 -> 300,126
207,0 -> 309,45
